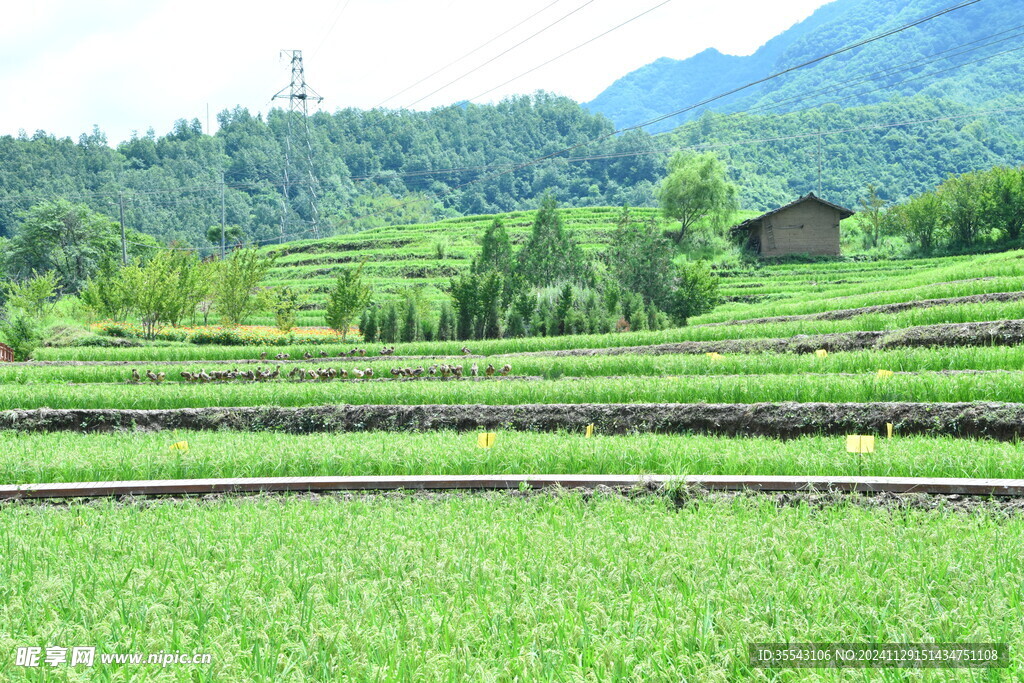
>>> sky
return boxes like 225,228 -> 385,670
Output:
0,0 -> 833,145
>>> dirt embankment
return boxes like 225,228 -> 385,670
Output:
14,318 -> 1024,368
698,291 -> 1024,327
505,319 -> 1024,358
4,401 -> 1024,440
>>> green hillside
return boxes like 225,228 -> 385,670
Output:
586,0 -> 1024,131
260,205 -> 747,327
664,96 -> 1024,209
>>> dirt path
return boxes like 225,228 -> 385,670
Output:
3,401 -> 1024,440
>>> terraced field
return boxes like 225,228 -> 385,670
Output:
257,206 -> 757,326
4,244 -> 1024,678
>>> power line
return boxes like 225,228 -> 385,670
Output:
428,0 -> 984,195
467,0 -> 674,103
115,104 -> 1024,252
375,0 -> 567,108
402,0 -> 597,109
618,0 -> 984,133
0,0 -> 989,249
740,22 -> 1024,117
312,0 -> 354,58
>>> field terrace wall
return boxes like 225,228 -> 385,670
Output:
4,402 -> 1024,441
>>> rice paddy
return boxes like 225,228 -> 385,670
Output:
5,215 -> 1024,678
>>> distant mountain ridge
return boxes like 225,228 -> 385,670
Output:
585,0 -> 1023,131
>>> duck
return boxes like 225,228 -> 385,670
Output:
131,368 -> 140,383
485,364 -> 495,377
470,363 -> 479,377
499,364 -> 512,376
461,346 -> 472,355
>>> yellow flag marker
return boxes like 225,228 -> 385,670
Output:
815,349 -> 828,358
845,435 -> 875,454
706,352 -> 723,361
887,423 -> 894,439
877,369 -> 894,379
477,432 -> 496,449
585,424 -> 594,438
169,441 -> 189,452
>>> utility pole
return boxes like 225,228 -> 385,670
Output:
220,172 -> 227,259
272,50 -> 324,238
118,191 -> 127,265
817,132 -> 823,196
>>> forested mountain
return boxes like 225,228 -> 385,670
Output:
669,96 -> 1024,209
2,0 -> 1023,249
586,0 -> 1023,131
0,94 -> 662,250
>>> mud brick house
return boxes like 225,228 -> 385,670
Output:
0,343 -> 13,362
730,192 -> 854,257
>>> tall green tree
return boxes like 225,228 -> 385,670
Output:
80,257 -> 135,320
325,262 -> 372,340
858,184 -> 889,249
517,194 -> 589,286
476,271 -> 503,339
3,271 -> 59,318
215,248 -> 274,326
608,206 -> 675,309
475,218 -> 513,274
450,272 -> 479,341
657,152 -> 737,243
5,200 -> 119,293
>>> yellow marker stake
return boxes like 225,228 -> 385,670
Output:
845,435 -> 875,454
877,369 -> 894,379
169,441 -> 189,452
815,349 -> 828,358
477,432 -> 496,449
585,424 -> 594,438
887,423 -> 894,439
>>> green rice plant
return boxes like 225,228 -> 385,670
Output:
31,297 -> 1024,362
3,370 -> 1024,410
1,431 -> 1022,484
8,345 -> 1024,385
0,495 -> 1021,679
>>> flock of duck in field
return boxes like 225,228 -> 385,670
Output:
128,345 -> 512,384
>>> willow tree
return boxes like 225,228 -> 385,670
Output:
657,152 -> 738,243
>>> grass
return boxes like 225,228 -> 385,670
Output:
0,494 -> 1021,680
34,296 -> 1024,362
10,345 -> 1024,384
1,431 -> 1023,484
4,370 -> 1024,410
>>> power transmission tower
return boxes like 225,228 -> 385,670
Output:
272,49 -> 324,238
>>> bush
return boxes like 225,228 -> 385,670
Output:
668,260 -> 720,325
0,310 -> 41,360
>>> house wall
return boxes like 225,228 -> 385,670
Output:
758,202 -> 842,256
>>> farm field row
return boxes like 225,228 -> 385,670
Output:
709,275 -> 1024,320
36,300 -> 1024,362
1,494 -> 1020,680
10,345 -> 1024,384
5,371 -> 1024,410
3,431 -> 1024,484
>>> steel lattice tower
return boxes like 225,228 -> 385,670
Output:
272,50 -> 324,238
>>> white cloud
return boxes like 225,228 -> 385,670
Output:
0,0 -> 832,143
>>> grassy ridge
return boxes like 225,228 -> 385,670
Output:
36,297 -> 1024,362
10,345 -> 1024,384
4,371 -> 1024,409
1,495 -> 1021,680
2,431 -> 1023,484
